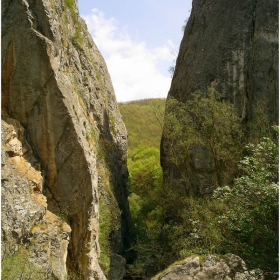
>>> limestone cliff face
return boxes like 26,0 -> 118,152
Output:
161,0 -> 278,194
2,0 -> 129,279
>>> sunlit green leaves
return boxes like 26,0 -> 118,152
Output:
164,88 -> 244,188
213,128 -> 279,269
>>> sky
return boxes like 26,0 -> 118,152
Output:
78,0 -> 193,102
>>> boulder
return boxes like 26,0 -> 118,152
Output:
153,255 -> 264,280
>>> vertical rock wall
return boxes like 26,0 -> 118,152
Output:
161,0 -> 278,194
2,0 -> 130,279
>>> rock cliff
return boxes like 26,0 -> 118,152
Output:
161,0 -> 279,194
2,0 -> 130,279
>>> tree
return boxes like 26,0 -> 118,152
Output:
163,88 -> 244,193
249,98 -> 274,142
213,126 -> 279,270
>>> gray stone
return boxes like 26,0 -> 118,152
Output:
161,0 -> 279,194
108,254 -> 126,280
153,254 -> 264,280
2,0 -> 130,278
1,118 -> 70,279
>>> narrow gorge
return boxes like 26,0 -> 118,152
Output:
1,0 -> 278,279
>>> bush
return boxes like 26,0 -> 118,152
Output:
213,126 -> 279,270
163,88 -> 244,192
129,127 -> 278,276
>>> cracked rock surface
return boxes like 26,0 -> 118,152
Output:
2,0 -> 129,278
1,118 -> 71,279
161,0 -> 279,194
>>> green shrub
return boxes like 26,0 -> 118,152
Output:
64,0 -> 85,49
120,96 -> 278,277
64,0 -> 75,12
163,88 -> 244,190
72,29 -> 84,50
213,127 -> 279,270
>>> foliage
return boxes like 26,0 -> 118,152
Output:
181,17 -> 189,32
131,129 -> 278,275
67,271 -> 82,280
64,0 -> 75,11
163,88 -> 244,190
119,99 -> 165,275
98,197 -> 112,276
128,147 -> 162,195
213,127 -> 279,270
97,159 -> 122,277
72,29 -> 84,50
249,98 -> 274,142
130,189 -> 228,276
168,66 -> 175,77
94,136 -> 123,276
118,98 -> 166,153
120,97 -> 277,277
128,147 -> 163,240
167,49 -> 178,78
64,0 -> 85,49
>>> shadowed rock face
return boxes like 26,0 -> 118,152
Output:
2,0 -> 130,278
161,0 -> 278,194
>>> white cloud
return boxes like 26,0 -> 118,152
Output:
83,9 -> 175,102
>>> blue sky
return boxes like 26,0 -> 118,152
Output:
78,0 -> 192,102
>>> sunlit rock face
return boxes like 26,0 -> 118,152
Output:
2,0 -> 130,278
161,0 -> 278,194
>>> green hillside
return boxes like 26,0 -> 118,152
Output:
118,98 -> 166,154
119,98 -> 166,275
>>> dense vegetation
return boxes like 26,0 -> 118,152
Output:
163,88 -> 244,193
118,99 -> 165,274
119,98 -> 166,254
119,93 -> 278,278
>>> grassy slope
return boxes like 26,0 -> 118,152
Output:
118,98 -> 166,155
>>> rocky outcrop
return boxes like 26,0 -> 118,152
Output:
108,254 -> 127,280
2,118 -> 71,279
2,0 -> 130,279
161,0 -> 278,194
152,254 -> 264,280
